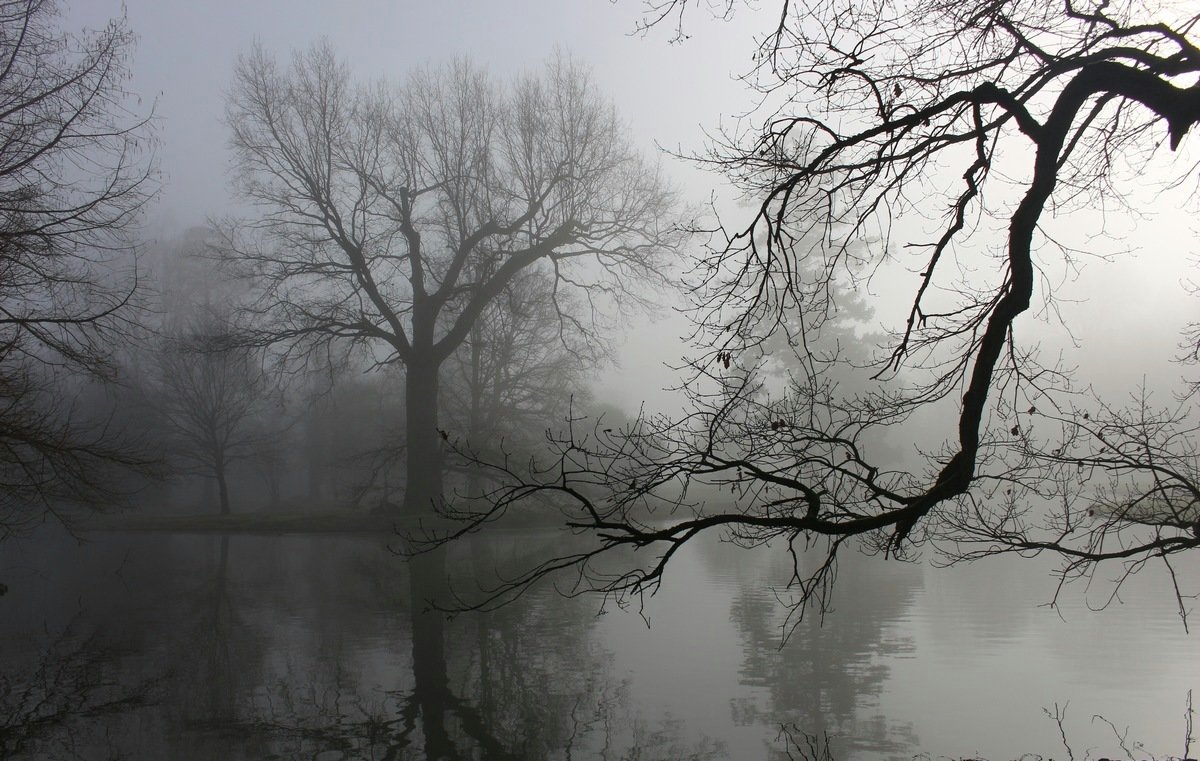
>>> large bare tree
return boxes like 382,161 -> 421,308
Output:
0,0 -> 155,535
453,0 -> 1200,623
217,44 -> 678,521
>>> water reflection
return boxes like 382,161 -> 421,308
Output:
1,530 -> 726,760
701,540 -> 921,759
1,529 -> 1195,759
0,622 -> 163,759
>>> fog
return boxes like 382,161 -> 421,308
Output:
63,0 -> 766,412
3,0 -> 1199,759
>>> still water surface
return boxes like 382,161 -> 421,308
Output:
2,528 -> 1196,759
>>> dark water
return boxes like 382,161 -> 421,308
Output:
1,528 -> 1196,760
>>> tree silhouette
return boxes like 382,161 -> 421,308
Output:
150,312 -> 269,515
217,44 -> 678,526
455,0 -> 1200,623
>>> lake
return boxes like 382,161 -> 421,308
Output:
1,527 -> 1196,759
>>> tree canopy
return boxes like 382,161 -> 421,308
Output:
217,43 -> 680,520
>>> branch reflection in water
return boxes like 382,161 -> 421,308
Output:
1,527 -> 1195,759
3,530 -> 730,759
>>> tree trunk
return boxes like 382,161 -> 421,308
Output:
465,327 -> 485,499
306,416 -> 324,502
403,353 -> 443,519
215,462 -> 232,515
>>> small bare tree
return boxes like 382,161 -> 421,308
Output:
151,312 -> 268,515
217,44 -> 678,522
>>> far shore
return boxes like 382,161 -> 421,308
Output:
82,508 -> 556,535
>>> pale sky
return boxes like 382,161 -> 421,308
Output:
67,0 -> 762,226
63,0 -> 1200,415
64,0 -> 772,411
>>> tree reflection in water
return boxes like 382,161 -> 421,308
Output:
242,539 -> 726,759
1,531 -> 725,759
5,529 -> 1190,758
699,539 -> 922,759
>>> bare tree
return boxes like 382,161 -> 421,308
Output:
449,0 -> 1200,622
0,0 -> 155,534
217,44 -> 678,522
151,312 -> 268,515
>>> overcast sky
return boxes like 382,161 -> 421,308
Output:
63,0 -> 1200,414
62,0 -> 777,410
67,0 -> 763,227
